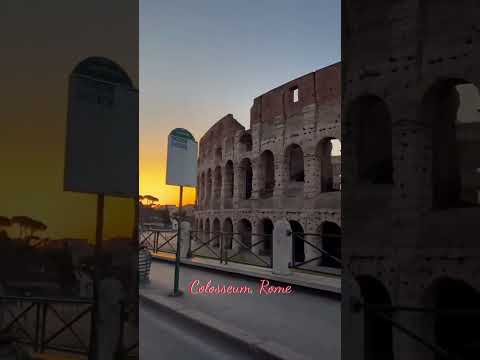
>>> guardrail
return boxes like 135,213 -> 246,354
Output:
290,231 -> 342,273
189,231 -> 273,268
140,227 -> 178,254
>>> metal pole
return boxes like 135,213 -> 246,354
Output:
90,193 -> 104,359
170,186 -> 183,297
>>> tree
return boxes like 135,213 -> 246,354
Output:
142,195 -> 159,207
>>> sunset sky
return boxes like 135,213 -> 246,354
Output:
139,0 -> 341,206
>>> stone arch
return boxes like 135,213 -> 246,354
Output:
222,218 -> 233,249
256,218 -> 273,255
206,169 -> 212,206
204,218 -> 211,244
319,221 -> 342,268
285,144 -> 305,182
200,172 -> 205,202
347,95 -> 393,185
289,220 -> 305,263
259,150 -> 275,198
356,275 -> 393,360
223,160 -> 234,208
422,277 -> 480,360
317,137 -> 341,192
238,158 -> 253,200
212,218 -> 221,247
215,147 -> 223,162
198,218 -> 204,242
213,166 -> 222,208
420,79 -> 480,209
237,218 -> 252,249
239,132 -> 252,152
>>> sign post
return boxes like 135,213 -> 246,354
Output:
166,128 -> 198,297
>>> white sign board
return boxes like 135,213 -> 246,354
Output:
166,128 -> 198,187
64,74 -> 138,197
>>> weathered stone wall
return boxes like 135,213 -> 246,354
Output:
195,63 -> 341,263
342,1 -> 480,359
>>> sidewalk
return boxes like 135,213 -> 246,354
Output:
140,261 -> 340,360
151,251 -> 341,294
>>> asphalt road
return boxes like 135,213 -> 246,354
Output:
139,304 -> 253,360
141,260 -> 341,360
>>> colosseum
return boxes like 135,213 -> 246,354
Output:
193,62 -> 341,273
342,1 -> 480,360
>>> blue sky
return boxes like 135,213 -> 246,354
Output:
140,0 -> 340,202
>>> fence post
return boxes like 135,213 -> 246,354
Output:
272,219 -> 292,275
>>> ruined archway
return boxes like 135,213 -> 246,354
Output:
223,218 -> 233,249
212,218 -> 221,248
320,221 -> 342,268
317,138 -> 341,192
223,160 -> 234,208
239,158 -> 253,200
206,169 -> 212,206
258,218 -> 273,255
237,219 -> 252,249
348,96 -> 393,184
421,80 -> 480,209
259,150 -> 275,199
286,144 -> 305,182
213,166 -> 222,208
356,276 -> 393,360
423,277 -> 480,359
215,147 -> 223,162
239,132 -> 252,152
204,218 -> 211,244
289,220 -> 305,263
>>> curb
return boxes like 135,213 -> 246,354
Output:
151,253 -> 341,296
139,291 -> 313,360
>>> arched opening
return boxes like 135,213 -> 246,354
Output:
223,161 -> 234,208
421,80 -> 480,209
212,218 -> 221,248
317,138 -> 341,192
424,278 -> 480,359
239,133 -> 252,152
206,169 -> 212,206
286,144 -> 305,182
238,219 -> 252,249
356,276 -> 393,360
215,147 -> 222,162
348,96 -> 393,184
259,150 -> 275,199
239,158 -> 253,200
319,222 -> 342,268
198,219 -> 204,242
213,166 -> 222,208
200,172 -> 205,202
289,220 -> 304,263
222,218 -> 233,249
259,218 -> 273,255
204,218 -> 211,244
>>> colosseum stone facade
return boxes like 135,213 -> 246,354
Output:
194,63 -> 341,271
342,1 -> 480,359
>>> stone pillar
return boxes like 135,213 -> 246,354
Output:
251,220 -> 261,255
97,278 -> 126,360
233,163 -> 242,208
304,150 -> 319,199
273,155 -> 285,203
179,221 -> 191,259
272,219 -> 292,275
250,158 -> 260,200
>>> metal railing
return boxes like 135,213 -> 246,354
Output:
0,296 -> 93,355
189,231 -> 273,268
290,232 -> 342,273
0,296 -> 138,358
140,226 -> 178,254
354,301 -> 480,360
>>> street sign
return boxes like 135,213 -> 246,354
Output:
64,65 -> 138,198
166,128 -> 198,187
